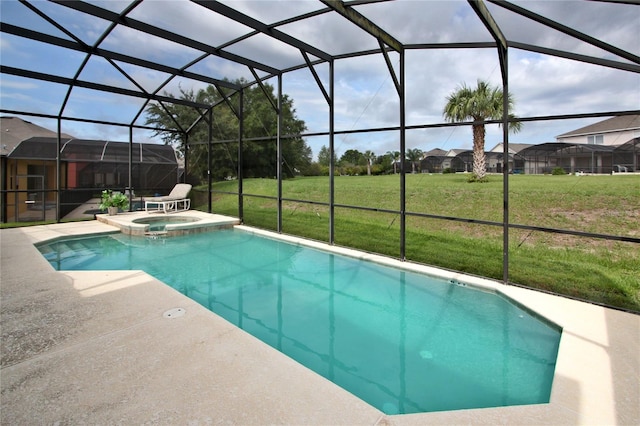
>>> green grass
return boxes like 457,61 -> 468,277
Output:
196,173 -> 640,312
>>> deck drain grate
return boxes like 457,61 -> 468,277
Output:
163,307 -> 186,318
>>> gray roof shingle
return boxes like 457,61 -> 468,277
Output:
557,115 -> 640,138
1,116 -> 75,156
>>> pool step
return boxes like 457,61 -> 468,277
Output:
41,240 -> 100,269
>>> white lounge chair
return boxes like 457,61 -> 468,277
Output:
144,183 -> 192,214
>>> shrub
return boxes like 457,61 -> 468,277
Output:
99,190 -> 129,210
467,173 -> 488,183
552,167 -> 567,175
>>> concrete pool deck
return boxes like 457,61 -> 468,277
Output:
1,217 -> 638,425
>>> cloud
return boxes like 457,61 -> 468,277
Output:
360,0 -> 490,44
2,0 -> 638,159
488,0 -> 639,58
0,79 -> 39,91
510,52 -> 639,117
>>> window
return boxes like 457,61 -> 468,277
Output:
587,135 -> 604,144
27,164 -> 47,191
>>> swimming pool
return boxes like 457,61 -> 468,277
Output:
37,229 -> 561,415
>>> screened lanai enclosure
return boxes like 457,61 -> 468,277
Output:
3,136 -> 179,222
1,0 -> 639,308
514,141 -> 640,175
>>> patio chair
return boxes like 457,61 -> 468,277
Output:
144,183 -> 192,214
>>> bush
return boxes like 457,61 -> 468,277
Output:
371,164 -> 386,175
442,168 -> 453,174
467,173 -> 488,183
300,162 -> 323,176
99,190 -> 129,210
552,167 -> 567,175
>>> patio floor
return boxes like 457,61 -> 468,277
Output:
1,216 -> 638,425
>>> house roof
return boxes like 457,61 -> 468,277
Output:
0,116 -> 74,156
445,149 -> 467,157
556,115 -> 640,138
615,137 -> 640,152
2,117 -> 177,164
518,142 -> 618,157
8,137 -> 178,164
489,143 -> 534,154
422,148 -> 447,157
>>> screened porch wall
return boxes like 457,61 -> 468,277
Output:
2,137 -> 179,222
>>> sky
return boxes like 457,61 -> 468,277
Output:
1,0 -> 638,160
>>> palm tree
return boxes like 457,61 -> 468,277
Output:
364,150 -> 376,175
443,80 -> 521,181
406,148 -> 423,173
387,150 -> 401,174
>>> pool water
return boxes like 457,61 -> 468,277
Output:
37,229 -> 561,414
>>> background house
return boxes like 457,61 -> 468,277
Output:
517,115 -> 640,174
441,149 -> 467,172
489,143 -> 531,174
415,116 -> 639,175
554,115 -> 640,173
420,148 -> 447,173
556,115 -> 640,146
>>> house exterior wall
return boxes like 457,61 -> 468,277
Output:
4,158 -> 61,222
557,129 -> 639,146
486,156 -> 502,172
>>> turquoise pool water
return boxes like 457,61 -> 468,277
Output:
38,229 -> 561,414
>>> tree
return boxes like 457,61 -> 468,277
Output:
376,153 -> 393,174
145,78 -> 310,183
387,150 -> 401,174
443,79 -> 521,182
317,145 -> 337,167
339,149 -> 365,166
364,150 -> 376,175
406,148 -> 423,173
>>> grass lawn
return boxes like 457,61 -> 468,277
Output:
195,173 -> 640,312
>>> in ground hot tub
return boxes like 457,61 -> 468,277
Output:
132,215 -> 202,236
133,215 -> 200,231
95,211 -> 240,236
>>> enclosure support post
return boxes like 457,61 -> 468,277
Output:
399,49 -> 406,260
56,117 -> 62,222
128,126 -> 133,211
0,155 -> 6,223
472,0 -> 511,284
277,74 -> 283,233
207,109 -> 213,213
184,133 -> 189,184
501,46 -> 510,285
238,90 -> 244,222
329,59 -> 335,245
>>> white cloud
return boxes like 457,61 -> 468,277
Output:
0,80 -> 39,91
2,0 -> 638,160
510,52 -> 639,116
